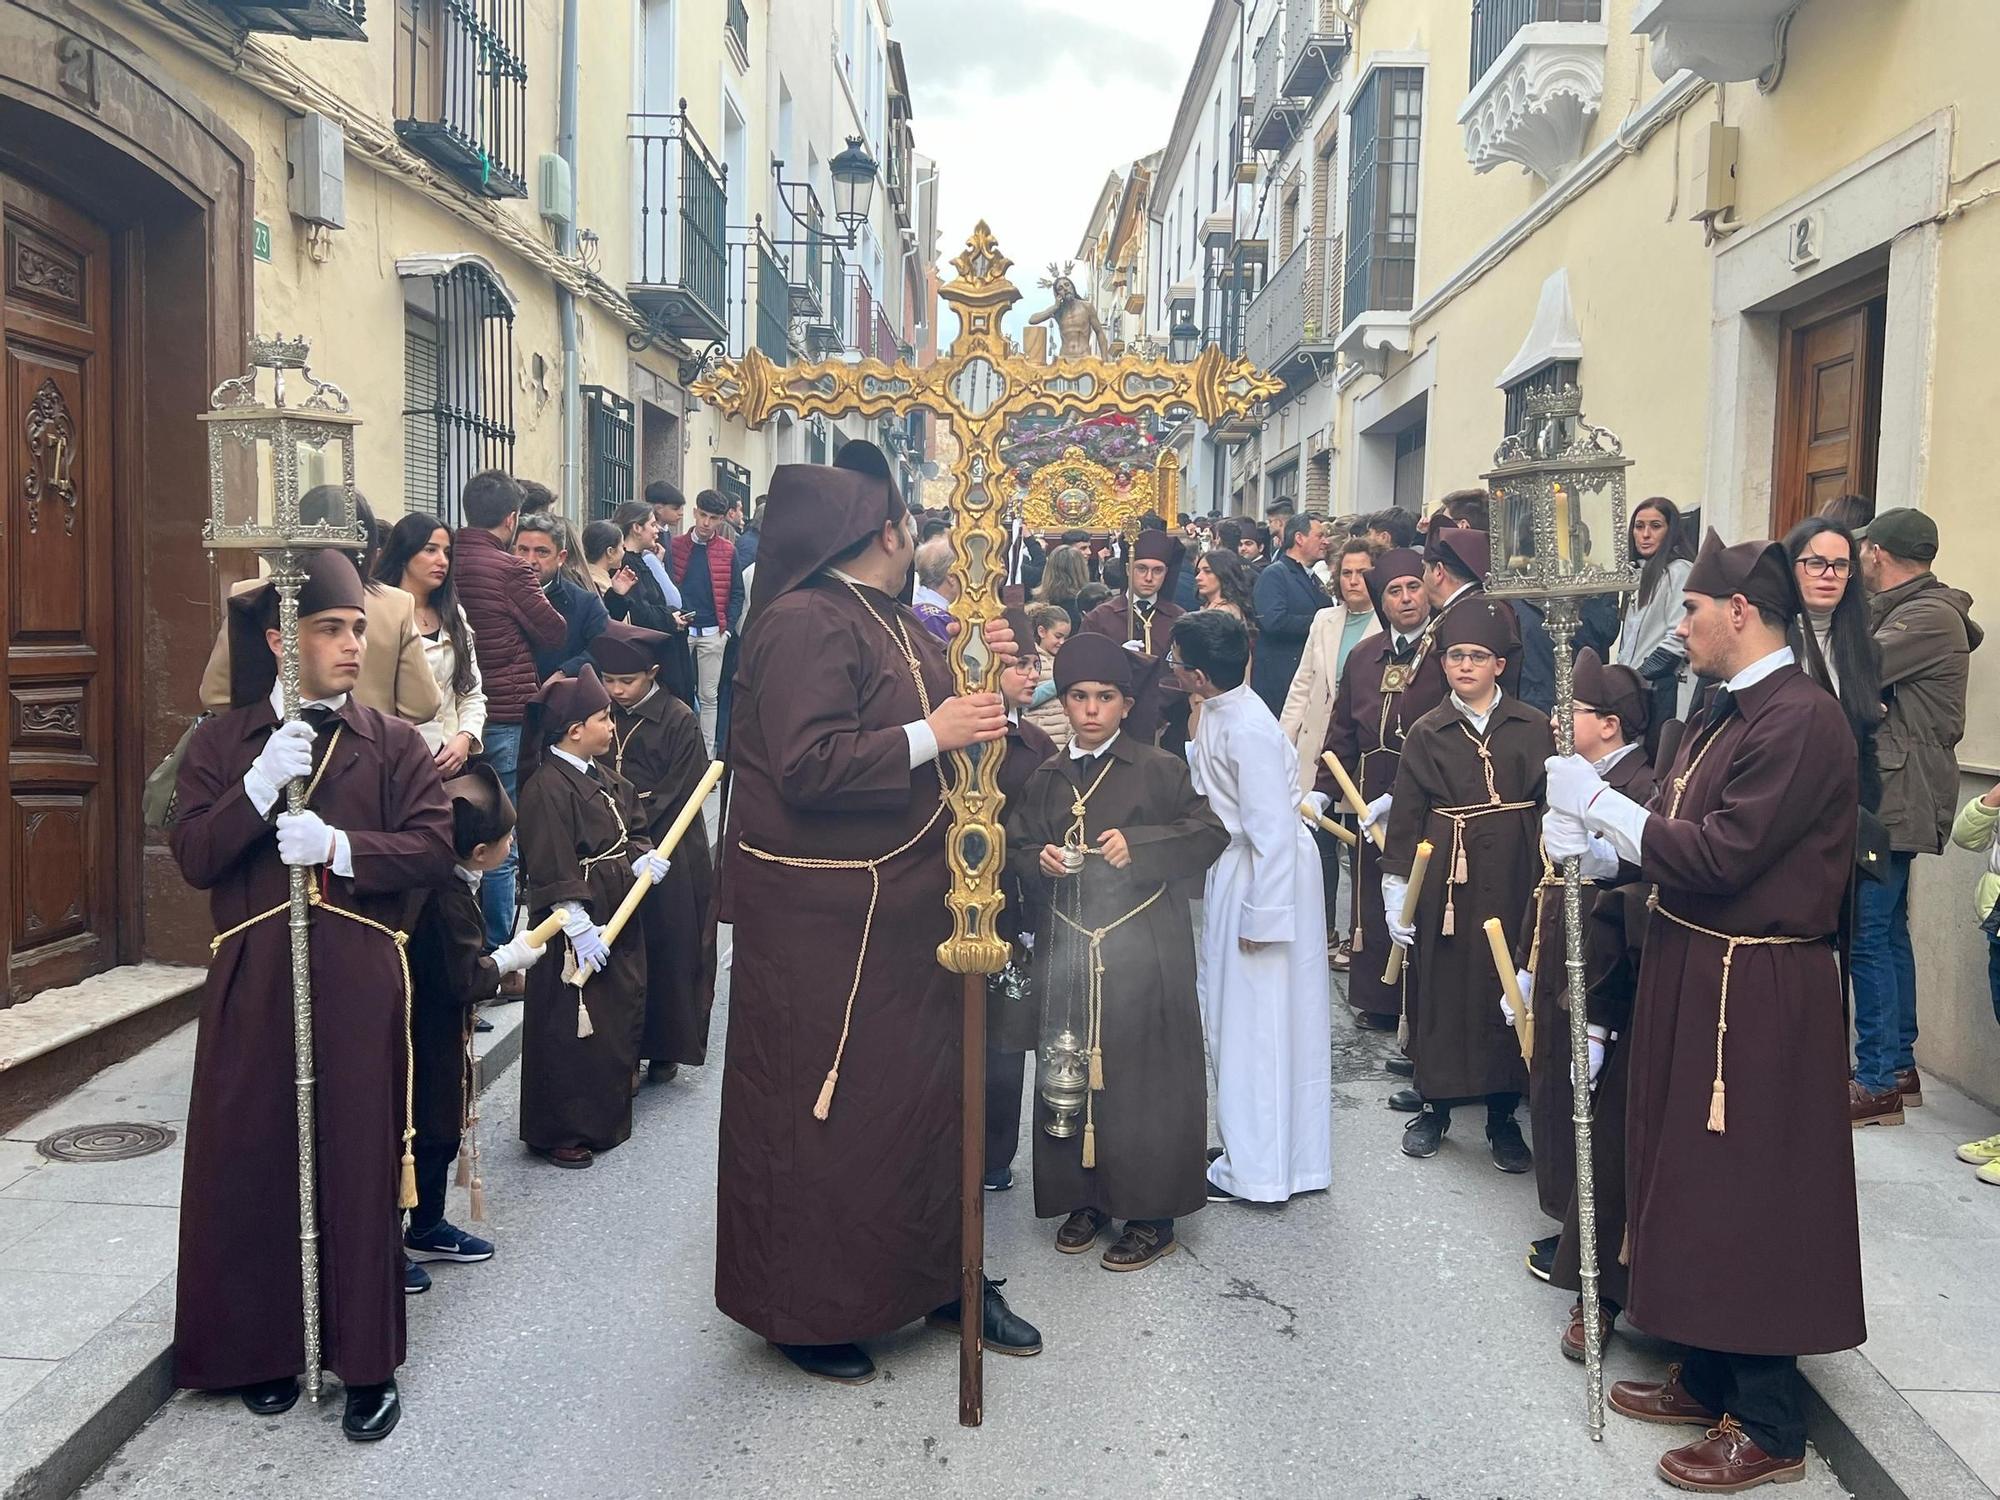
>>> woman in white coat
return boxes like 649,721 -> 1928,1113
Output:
1174,611 -> 1332,1204
1614,496 -> 1697,728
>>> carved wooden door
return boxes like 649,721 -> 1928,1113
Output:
1,172 -> 117,1001
1773,280 -> 1886,536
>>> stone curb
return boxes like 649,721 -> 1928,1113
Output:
0,1006 -> 525,1500
1802,1348 -> 1992,1500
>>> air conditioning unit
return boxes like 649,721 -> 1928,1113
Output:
538,153 -> 574,231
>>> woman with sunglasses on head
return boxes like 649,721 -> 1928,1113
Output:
1614,496 -> 1698,729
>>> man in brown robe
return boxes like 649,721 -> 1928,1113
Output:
1078,528 -> 1186,745
716,440 -> 1040,1386
1381,597 -> 1547,1171
1507,651 -> 1653,1353
1544,532 -> 1861,1492
515,668 -> 661,1167
985,607 -> 1060,1192
590,620 -> 718,1080
1317,547 -> 1436,1037
170,551 -> 453,1441
1005,633 -> 1229,1271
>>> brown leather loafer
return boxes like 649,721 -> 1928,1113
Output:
1609,1364 -> 1720,1426
535,1145 -> 593,1169
1101,1221 -> 1177,1272
1560,1300 -> 1616,1363
1657,1416 -> 1807,1491
1897,1067 -> 1923,1107
1849,1078 -> 1904,1128
1055,1208 -> 1108,1254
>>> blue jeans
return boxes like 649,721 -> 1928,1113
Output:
1986,933 -> 2000,1031
1852,850 -> 1917,1093
478,722 -> 522,949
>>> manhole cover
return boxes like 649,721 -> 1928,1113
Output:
36,1122 -> 177,1163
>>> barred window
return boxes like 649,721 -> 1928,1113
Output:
401,261 -> 517,527
583,385 -> 636,524
1346,66 -> 1423,319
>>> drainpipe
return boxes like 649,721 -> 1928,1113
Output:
556,0 -> 583,518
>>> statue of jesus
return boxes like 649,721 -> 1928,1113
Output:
1028,264 -> 1111,362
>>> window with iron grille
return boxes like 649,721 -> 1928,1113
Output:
1469,0 -> 1600,85
401,263 -> 517,528
394,0 -> 529,199
1503,359 -> 1579,443
711,457 -> 752,511
1345,66 -> 1423,321
583,385 -> 635,523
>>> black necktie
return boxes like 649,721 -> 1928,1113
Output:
1391,637 -> 1416,664
1705,687 -> 1736,731
1134,598 -> 1155,621
300,704 -> 334,728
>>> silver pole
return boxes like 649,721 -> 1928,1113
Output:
272,551 -> 324,1404
1546,598 -> 1605,1438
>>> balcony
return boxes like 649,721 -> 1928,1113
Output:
1249,16 -> 1301,152
1244,235 -> 1342,388
806,246 -> 847,357
627,111 -> 729,347
1632,0 -> 1800,84
1283,0 -> 1351,101
394,0 -> 529,198
848,272 -> 900,365
1459,4 -> 1607,184
210,0 -> 366,39
724,0 -> 749,64
750,228 -> 793,366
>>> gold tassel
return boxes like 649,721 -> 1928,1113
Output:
1088,1047 -> 1104,1091
1706,1079 -> 1726,1134
469,1177 -> 487,1224
454,1145 -> 471,1188
812,1070 -> 838,1121
576,991 -> 594,1038
1081,1119 -> 1096,1169
398,1137 -> 417,1210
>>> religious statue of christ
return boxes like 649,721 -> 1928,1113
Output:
1027,264 -> 1111,362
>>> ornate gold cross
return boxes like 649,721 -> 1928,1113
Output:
695,222 -> 1279,976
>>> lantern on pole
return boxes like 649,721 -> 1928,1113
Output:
198,335 -> 365,1406
1481,382 -> 1635,1442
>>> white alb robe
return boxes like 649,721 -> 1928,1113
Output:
1187,683 -> 1333,1202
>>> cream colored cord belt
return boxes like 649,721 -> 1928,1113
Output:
1053,884 -> 1167,1169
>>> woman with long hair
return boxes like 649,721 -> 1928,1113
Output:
1034,544 -> 1091,630
580,520 -> 626,595
1784,515 -> 1884,810
1194,547 -> 1257,622
375,511 -> 487,776
606,498 -> 696,706
1615,496 -> 1698,727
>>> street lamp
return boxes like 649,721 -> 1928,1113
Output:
830,135 -> 879,238
1480,381 -> 1635,1444
1169,314 -> 1201,363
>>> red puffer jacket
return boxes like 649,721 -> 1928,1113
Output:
670,531 -> 736,624
452,528 -> 568,723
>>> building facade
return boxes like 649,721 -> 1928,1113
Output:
0,0 -> 935,1007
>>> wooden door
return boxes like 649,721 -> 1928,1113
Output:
1,173 -> 116,1000
1773,280 -> 1886,536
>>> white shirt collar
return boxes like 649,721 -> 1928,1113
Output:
452,863 -> 484,891
912,583 -> 950,612
268,682 -> 348,718
1443,581 -> 1477,608
1067,730 -> 1121,761
1591,741 -> 1643,776
1451,686 -> 1503,732
628,682 -> 660,710
1725,645 -> 1795,694
550,745 -> 594,775
1129,590 -> 1158,607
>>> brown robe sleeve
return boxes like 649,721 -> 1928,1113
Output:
170,719 -> 275,889
343,721 -> 454,894
1004,767 -> 1063,886
748,603 -> 918,813
1118,756 -> 1230,886
1316,648 -> 1362,801
518,769 -> 594,915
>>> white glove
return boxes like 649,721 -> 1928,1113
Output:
1360,791 -> 1393,832
490,935 -> 545,976
1504,969 -> 1533,1027
275,809 -> 335,867
1381,873 -> 1414,949
1582,785 -> 1651,865
1303,790 -> 1331,818
1543,753 -> 1602,821
567,923 -> 611,977
1500,989 -> 1516,1026
630,849 -> 671,885
245,720 -> 316,815
1587,1024 -> 1610,1088
1541,808 -> 1592,860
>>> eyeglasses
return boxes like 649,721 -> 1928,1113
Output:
1796,556 -> 1853,579
1443,648 -> 1495,666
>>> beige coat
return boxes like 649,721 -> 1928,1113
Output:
199,576 -> 443,726
1278,606 -> 1379,796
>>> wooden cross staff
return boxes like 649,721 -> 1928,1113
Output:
694,222 -> 1279,1426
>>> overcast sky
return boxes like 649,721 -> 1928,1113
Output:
891,0 -> 1215,334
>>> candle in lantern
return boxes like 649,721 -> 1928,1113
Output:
1552,483 -> 1573,567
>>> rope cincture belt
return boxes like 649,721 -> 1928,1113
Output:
211,887 -> 420,1210
1647,897 -> 1819,1136
1432,800 -> 1537,937
1054,884 -> 1167,1170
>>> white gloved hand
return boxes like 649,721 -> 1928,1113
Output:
1541,808 -> 1592,860
1587,1024 -> 1611,1088
1500,989 -> 1516,1026
1582,785 -> 1652,866
1510,969 -> 1535,1027
631,849 -> 671,885
567,923 -> 611,977
1303,790 -> 1331,818
1543,753 -> 1602,821
275,809 -> 335,867
490,935 -> 545,976
1381,873 -> 1415,949
1360,791 -> 1393,832
245,720 -> 316,815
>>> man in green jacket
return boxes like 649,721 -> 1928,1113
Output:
1848,508 -> 1983,1125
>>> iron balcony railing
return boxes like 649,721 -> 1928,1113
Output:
753,227 -> 793,366
1249,13 -> 1298,152
213,0 -> 367,40
394,0 -> 530,199
1243,235 -> 1343,382
628,109 -> 729,345
725,0 -> 749,56
1469,0 -> 1600,85
1282,0 -> 1350,100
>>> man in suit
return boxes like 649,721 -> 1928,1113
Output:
1251,514 -> 1332,714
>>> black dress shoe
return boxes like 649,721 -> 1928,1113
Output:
1402,1108 -> 1448,1157
1488,1118 -> 1533,1175
1385,1055 -> 1416,1077
239,1376 -> 299,1416
648,1061 -> 679,1083
341,1379 -> 400,1442
1387,1087 -> 1424,1113
927,1277 -> 1043,1356
773,1341 -> 877,1384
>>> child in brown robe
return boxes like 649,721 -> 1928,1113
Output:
588,620 -> 718,1082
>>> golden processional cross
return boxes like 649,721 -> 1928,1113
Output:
694,223 -> 1279,1426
